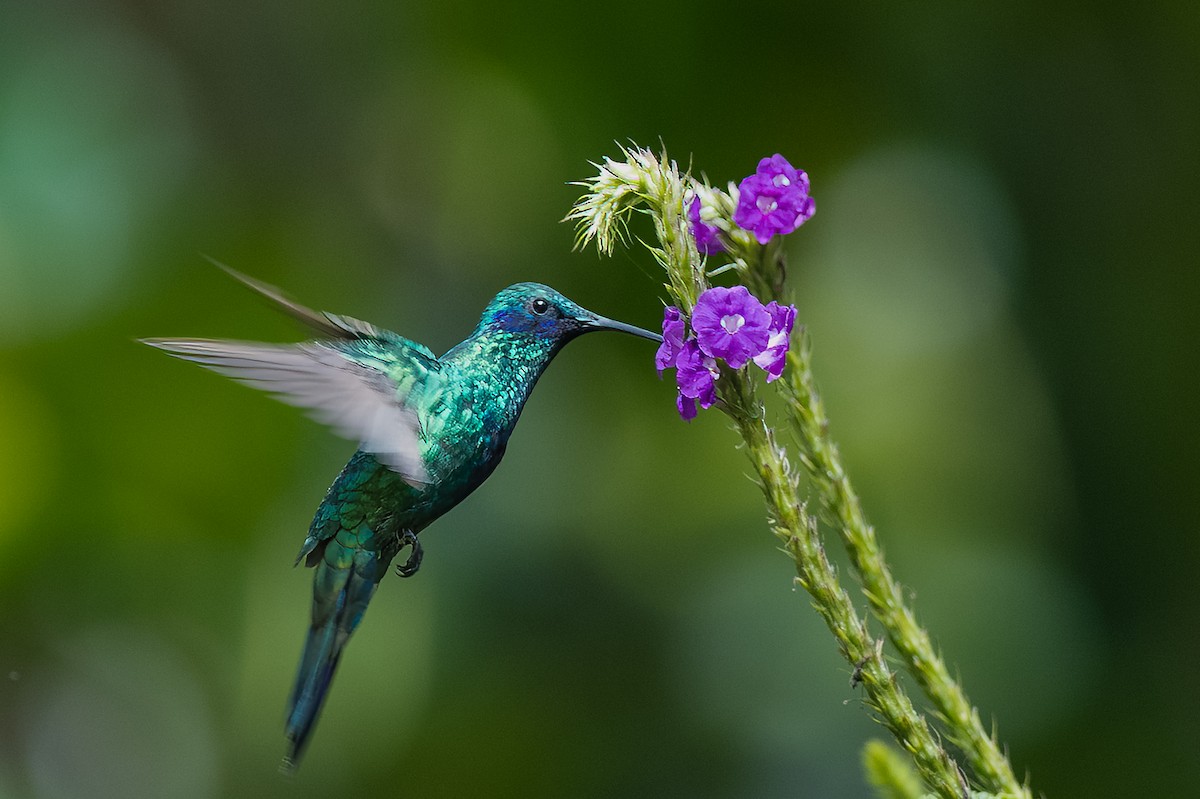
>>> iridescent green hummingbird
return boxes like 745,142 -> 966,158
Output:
143,268 -> 661,769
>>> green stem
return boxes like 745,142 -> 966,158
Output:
721,373 -> 967,799
781,332 -> 1030,799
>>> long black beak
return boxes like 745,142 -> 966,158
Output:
583,313 -> 662,342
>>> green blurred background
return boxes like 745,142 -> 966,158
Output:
1,2 -> 1196,797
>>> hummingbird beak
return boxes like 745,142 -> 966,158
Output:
580,313 -> 663,342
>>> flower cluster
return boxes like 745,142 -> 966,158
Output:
656,286 -> 796,420
734,154 -> 816,245
687,154 -> 815,252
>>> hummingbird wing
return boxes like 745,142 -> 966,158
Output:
213,261 -> 435,356
142,337 -> 438,487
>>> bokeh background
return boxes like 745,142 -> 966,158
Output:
1,2 -> 1196,797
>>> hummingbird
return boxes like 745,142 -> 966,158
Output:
143,268 -> 661,769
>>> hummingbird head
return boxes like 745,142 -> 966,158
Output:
479,283 -> 662,347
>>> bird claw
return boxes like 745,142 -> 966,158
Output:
395,531 -> 423,577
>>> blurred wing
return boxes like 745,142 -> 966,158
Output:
142,338 -> 435,486
212,260 -> 436,358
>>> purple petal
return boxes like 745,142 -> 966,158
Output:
752,342 -> 787,382
654,306 -> 686,375
794,195 -> 816,228
691,285 -> 772,368
677,393 -> 697,421
763,301 -> 797,335
688,196 -> 724,255
756,154 -> 810,195
752,302 -> 797,381
675,338 -> 720,400
733,175 -> 767,232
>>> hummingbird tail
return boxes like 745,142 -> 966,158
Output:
283,616 -> 345,771
283,548 -> 384,771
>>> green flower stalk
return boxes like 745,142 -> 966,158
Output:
783,334 -> 1029,799
569,145 -> 1034,799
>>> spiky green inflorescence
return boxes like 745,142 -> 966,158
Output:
571,144 -> 1034,799
569,146 -> 707,311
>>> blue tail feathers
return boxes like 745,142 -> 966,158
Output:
283,606 -> 346,769
282,549 -> 386,771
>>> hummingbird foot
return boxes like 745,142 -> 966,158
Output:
395,530 -> 423,577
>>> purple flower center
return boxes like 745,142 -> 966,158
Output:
720,313 -> 745,334
773,174 -> 790,188
756,195 -> 778,214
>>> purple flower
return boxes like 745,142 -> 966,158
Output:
675,339 -> 719,412
690,285 -> 771,369
733,154 -> 815,245
654,286 -> 798,421
655,306 -> 685,375
688,196 -> 723,255
752,301 -> 797,382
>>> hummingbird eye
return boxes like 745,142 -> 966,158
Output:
530,297 -> 550,315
